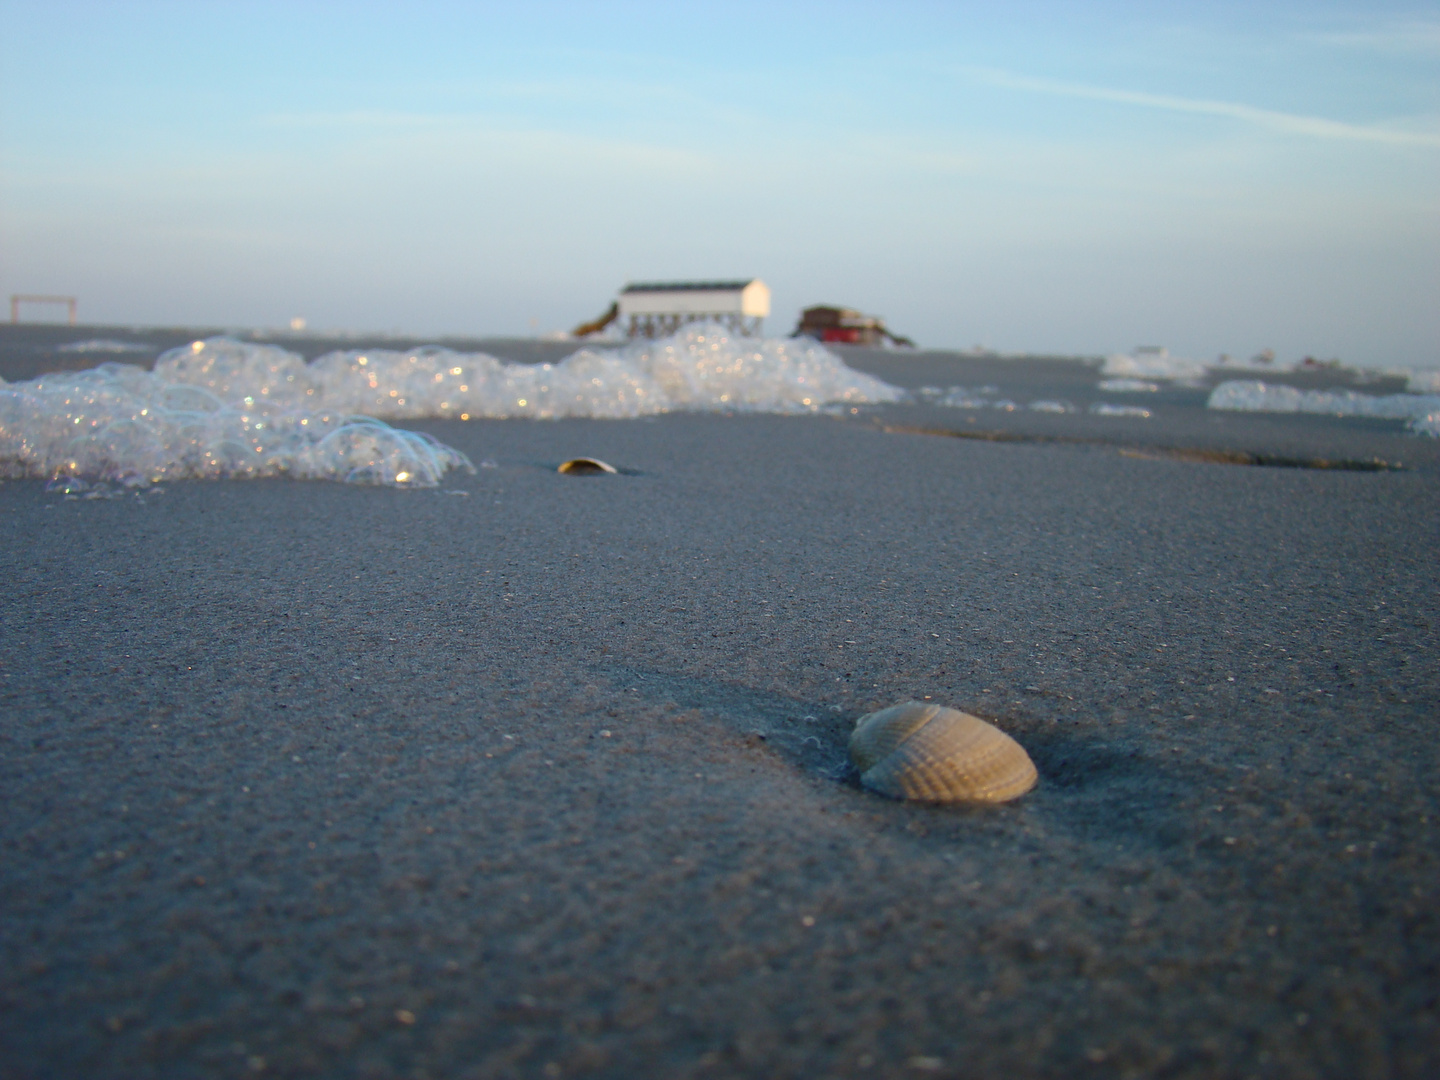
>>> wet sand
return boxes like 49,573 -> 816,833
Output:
2,328 -> 1438,1078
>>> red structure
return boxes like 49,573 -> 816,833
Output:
793,305 -> 913,347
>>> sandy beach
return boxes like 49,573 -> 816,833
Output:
1,327 -> 1437,1079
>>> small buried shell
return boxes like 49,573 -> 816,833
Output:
849,701 -> 1037,804
557,457 -> 617,475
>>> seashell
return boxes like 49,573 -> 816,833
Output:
849,701 -> 1037,804
557,457 -> 617,475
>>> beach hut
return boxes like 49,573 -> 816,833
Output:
616,280 -> 771,338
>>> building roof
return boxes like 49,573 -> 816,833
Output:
621,280 -> 758,294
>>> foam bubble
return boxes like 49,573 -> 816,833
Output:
57,339 -> 157,354
1207,380 -> 1440,436
1090,403 -> 1153,418
922,385 -> 1071,413
1101,350 -> 1303,385
930,387 -> 993,409
1,324 -> 904,488
1098,378 -> 1161,393
1396,367 -> 1440,394
281,324 -> 905,420
0,359 -> 471,488
1102,352 -> 1209,383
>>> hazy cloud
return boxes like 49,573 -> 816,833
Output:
968,68 -> 1440,148
1312,21 -> 1440,55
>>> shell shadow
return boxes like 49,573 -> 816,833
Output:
595,664 -> 858,783
598,664 -> 1210,851
1015,723 -> 1212,851
1020,726 -> 1159,791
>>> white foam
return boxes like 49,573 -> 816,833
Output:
0,360 -> 471,488
930,387 -> 993,409
1101,350 -> 1304,385
1090,403 -> 1152,418
1394,367 -> 1440,394
1,325 -> 904,488
280,324 -> 904,420
1098,378 -> 1160,393
57,339 -> 156,354
1102,352 -> 1209,383
1104,350 -> 1440,397
1207,380 -> 1440,436
921,385 -> 1072,414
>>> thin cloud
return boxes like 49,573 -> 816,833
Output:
968,68 -> 1440,148
1313,22 -> 1440,55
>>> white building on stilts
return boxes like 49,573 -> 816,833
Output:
616,280 -> 770,338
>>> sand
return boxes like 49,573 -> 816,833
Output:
1,327 -> 1437,1079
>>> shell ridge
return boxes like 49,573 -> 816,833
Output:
851,702 -> 1037,804
849,701 -> 941,773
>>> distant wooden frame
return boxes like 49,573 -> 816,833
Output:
10,294 -> 78,325
625,311 -> 763,339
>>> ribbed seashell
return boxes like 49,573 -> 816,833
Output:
558,457 -> 617,475
849,701 -> 1037,804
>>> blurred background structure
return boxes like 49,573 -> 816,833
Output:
574,280 -> 770,339
10,295 -> 77,325
793,305 -> 915,348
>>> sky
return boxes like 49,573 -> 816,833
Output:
1,1 -> 1437,364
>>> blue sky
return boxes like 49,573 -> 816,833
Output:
2,1 -> 1437,364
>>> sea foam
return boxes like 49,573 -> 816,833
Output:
257,325 -> 905,420
1207,381 -> 1440,437
1102,351 -> 1209,383
0,325 -> 904,487
57,339 -> 157,354
0,362 -> 469,488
